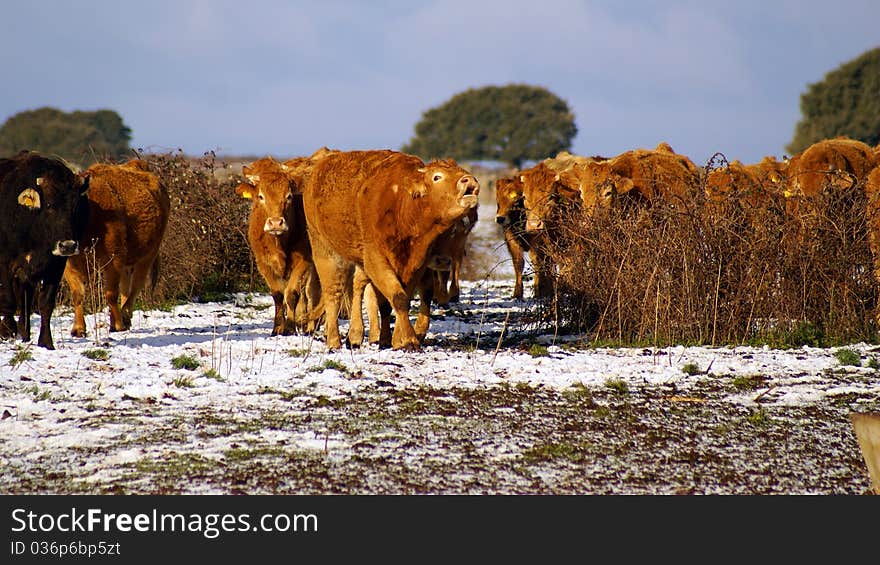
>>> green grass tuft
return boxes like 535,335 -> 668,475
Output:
81,348 -> 109,361
604,378 -> 628,395
681,362 -> 701,375
8,345 -> 34,369
528,344 -> 549,357
834,348 -> 861,367
171,354 -> 200,370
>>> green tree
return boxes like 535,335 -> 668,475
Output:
0,106 -> 132,166
402,84 -> 577,169
787,47 -> 880,155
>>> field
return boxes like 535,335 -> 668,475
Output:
2,241 -> 879,494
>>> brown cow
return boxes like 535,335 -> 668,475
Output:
783,137 -> 877,223
354,207 -> 479,348
63,158 -> 170,336
704,157 -> 786,210
569,143 -> 700,208
427,205 -> 478,305
299,149 -> 479,350
494,175 -> 554,300
235,155 -> 319,336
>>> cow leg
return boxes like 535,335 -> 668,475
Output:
414,271 -> 434,342
346,267 -> 370,348
364,261 -> 419,351
364,284 -> 392,347
448,262 -> 461,303
364,283 -> 381,345
312,253 -> 345,350
63,259 -> 89,337
103,267 -> 125,332
300,265 -> 321,334
0,276 -> 15,339
505,234 -> 525,300
118,260 -> 153,331
35,281 -> 59,350
432,269 -> 451,307
270,291 -> 285,336
15,281 -> 33,343
531,251 -> 556,299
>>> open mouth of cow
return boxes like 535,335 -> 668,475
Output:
457,180 -> 480,208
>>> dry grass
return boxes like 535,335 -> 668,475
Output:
518,164 -> 878,347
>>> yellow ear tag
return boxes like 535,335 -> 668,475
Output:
18,188 -> 41,209
241,188 -> 253,199
508,191 -> 518,199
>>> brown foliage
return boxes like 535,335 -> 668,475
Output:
526,156 -> 878,346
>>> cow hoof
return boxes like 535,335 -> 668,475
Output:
70,329 -> 86,338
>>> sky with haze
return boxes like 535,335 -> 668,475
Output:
2,0 -> 878,166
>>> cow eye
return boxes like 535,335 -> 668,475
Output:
258,193 -> 265,201
433,174 -> 443,182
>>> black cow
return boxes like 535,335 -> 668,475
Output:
0,150 -> 89,349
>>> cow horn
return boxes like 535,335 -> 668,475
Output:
246,174 -> 260,183
18,188 -> 41,209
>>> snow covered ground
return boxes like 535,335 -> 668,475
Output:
1,214 -> 879,494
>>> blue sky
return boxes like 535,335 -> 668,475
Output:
2,0 -> 877,166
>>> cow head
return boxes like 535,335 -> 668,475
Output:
237,159 -> 295,235
495,176 -> 524,228
415,159 -> 479,221
18,162 -> 90,258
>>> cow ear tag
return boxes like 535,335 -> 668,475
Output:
18,188 -> 41,209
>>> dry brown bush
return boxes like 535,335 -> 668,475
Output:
521,161 -> 878,347
59,150 -> 259,313
140,150 -> 255,304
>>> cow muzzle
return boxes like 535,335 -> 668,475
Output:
457,175 -> 480,208
495,215 -> 510,227
525,216 -> 544,232
52,240 -> 80,257
427,254 -> 453,272
263,217 -> 288,235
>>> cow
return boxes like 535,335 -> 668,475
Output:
62,159 -> 170,337
298,149 -> 479,351
784,137 -> 877,199
234,155 -> 319,336
566,143 -> 701,210
0,150 -> 89,349
353,206 -> 480,348
426,205 -> 478,306
704,157 -> 786,212
782,137 -> 877,226
494,175 -> 555,300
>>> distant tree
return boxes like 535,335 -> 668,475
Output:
0,106 -> 132,166
787,47 -> 880,155
402,84 -> 577,169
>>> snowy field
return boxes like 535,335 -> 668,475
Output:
2,269 -> 879,494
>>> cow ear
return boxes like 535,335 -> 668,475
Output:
18,188 -> 41,209
235,183 -> 254,199
78,174 -> 90,194
617,177 -> 635,194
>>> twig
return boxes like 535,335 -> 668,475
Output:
491,311 -> 510,367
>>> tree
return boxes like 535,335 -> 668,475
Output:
402,84 -> 577,169
0,106 -> 132,166
787,47 -> 880,155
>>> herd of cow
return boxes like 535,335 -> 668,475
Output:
2,135 -> 880,352
494,136 -> 880,311
0,148 -> 479,351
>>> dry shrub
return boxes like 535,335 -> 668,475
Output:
525,163 -> 878,347
139,150 -> 256,305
